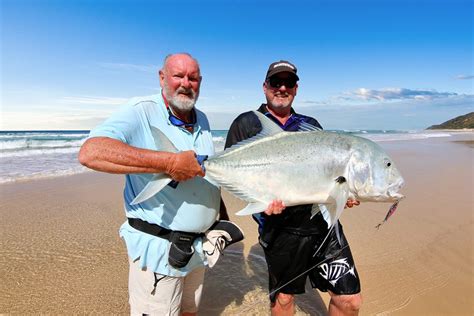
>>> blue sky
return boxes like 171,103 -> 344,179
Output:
1,0 -> 472,130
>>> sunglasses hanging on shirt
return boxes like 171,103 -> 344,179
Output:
167,107 -> 196,128
162,92 -> 196,128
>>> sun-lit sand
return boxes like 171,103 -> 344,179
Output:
1,132 -> 473,315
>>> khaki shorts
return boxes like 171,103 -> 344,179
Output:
128,258 -> 205,316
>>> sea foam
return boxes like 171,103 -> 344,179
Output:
0,129 -> 454,183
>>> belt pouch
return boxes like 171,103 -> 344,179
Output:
168,231 -> 198,268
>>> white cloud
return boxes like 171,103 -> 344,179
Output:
294,94 -> 474,130
98,62 -> 158,73
346,88 -> 458,101
256,87 -> 472,113
0,110 -> 111,130
60,96 -> 129,106
456,75 -> 474,80
298,100 -> 329,106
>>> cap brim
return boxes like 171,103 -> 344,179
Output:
266,69 -> 299,81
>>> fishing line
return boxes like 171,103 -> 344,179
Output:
235,237 -> 349,316
236,207 -> 399,313
312,224 -> 334,258
268,244 -> 349,300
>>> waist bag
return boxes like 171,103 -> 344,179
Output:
128,218 -> 204,268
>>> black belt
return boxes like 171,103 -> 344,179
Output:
128,218 -> 203,240
128,218 -> 205,269
128,218 -> 174,240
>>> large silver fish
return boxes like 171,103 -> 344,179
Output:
132,111 -> 405,227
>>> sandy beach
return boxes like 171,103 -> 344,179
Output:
1,132 -> 473,315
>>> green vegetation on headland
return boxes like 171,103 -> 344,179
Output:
427,112 -> 474,129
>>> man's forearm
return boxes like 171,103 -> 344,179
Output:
78,137 -> 172,174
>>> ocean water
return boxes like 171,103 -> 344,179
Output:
0,129 -> 455,184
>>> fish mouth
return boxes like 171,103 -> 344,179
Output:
388,192 -> 405,201
387,179 -> 404,200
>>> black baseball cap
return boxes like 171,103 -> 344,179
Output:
265,60 -> 299,81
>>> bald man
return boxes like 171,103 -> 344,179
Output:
80,53 -> 228,316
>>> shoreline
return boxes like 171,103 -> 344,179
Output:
1,129 -> 472,186
1,133 -> 473,315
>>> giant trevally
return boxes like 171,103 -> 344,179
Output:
132,111 -> 405,228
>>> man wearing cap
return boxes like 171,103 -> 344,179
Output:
225,60 -> 362,315
79,53 -> 243,316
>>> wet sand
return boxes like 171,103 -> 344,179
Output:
1,132 -> 473,315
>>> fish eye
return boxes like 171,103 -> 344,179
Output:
384,158 -> 391,167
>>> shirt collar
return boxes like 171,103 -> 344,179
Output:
258,103 -> 299,130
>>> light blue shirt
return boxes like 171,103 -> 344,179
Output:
89,93 -> 220,277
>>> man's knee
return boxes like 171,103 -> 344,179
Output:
330,293 -> 362,313
276,293 -> 294,307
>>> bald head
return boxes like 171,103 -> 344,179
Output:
162,53 -> 200,74
159,53 -> 201,113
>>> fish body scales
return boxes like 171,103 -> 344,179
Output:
205,131 -> 357,205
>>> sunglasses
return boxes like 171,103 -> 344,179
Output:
267,76 -> 297,89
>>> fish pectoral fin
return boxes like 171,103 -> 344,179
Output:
131,174 -> 172,205
326,181 -> 350,228
312,204 -> 335,224
235,202 -> 268,216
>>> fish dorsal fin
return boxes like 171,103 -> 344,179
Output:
253,111 -> 285,137
298,121 -> 322,132
151,126 -> 178,153
222,111 -> 284,154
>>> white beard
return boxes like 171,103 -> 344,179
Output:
163,83 -> 198,111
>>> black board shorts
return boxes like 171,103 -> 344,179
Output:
264,222 -> 361,302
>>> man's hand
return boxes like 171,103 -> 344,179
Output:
264,199 -> 286,216
345,199 -> 360,208
165,151 -> 205,181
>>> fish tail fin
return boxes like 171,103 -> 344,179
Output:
151,126 -> 179,153
131,174 -> 172,205
131,127 -> 178,205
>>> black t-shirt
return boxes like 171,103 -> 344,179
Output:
224,104 -> 328,234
